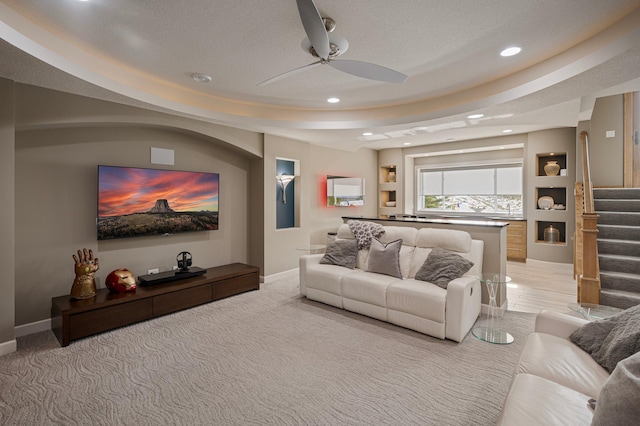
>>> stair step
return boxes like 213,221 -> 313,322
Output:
599,289 -> 640,310
598,239 -> 640,257
594,199 -> 640,212
593,188 -> 640,199
599,253 -> 640,275
597,224 -> 640,240
600,271 -> 640,292
596,211 -> 640,226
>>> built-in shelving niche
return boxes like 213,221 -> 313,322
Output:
380,190 -> 397,208
536,152 -> 567,177
535,187 -> 567,210
535,221 -> 567,245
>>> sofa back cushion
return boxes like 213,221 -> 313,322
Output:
409,228 -> 473,278
336,223 -> 482,279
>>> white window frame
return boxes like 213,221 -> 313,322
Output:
415,159 -> 523,216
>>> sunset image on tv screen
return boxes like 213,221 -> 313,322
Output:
97,166 -> 219,240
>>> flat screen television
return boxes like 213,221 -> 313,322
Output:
97,165 -> 219,240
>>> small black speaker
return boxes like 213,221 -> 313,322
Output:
176,251 -> 192,272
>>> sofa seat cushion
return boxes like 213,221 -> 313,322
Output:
305,263 -> 355,295
516,332 -> 610,399
342,271 -> 399,307
387,279 -> 446,323
498,373 -> 593,426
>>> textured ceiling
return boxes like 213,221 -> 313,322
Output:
1,0 -> 640,150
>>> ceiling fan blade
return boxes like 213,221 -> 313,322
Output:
257,61 -> 322,86
296,0 -> 330,60
329,59 -> 408,83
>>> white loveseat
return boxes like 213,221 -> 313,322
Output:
299,224 -> 484,342
499,309 -> 640,425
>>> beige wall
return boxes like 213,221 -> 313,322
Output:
0,78 -> 16,350
589,94 -> 624,187
15,125 -> 253,325
2,84 -> 378,334
262,134 -> 378,276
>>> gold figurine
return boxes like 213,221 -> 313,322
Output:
70,248 -> 99,299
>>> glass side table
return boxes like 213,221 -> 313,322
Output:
568,302 -> 623,321
472,274 -> 514,344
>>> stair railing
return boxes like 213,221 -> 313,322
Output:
576,131 -> 600,303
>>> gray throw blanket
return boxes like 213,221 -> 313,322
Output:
347,220 -> 385,249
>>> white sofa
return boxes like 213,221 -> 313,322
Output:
499,310 -> 606,425
299,224 -> 484,342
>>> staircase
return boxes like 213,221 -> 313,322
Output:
594,188 -> 640,309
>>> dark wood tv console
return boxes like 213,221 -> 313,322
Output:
51,263 -> 260,347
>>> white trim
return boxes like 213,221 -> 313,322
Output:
262,268 -> 298,284
0,339 -> 17,356
15,318 -> 51,338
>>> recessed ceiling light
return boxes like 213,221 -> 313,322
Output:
191,73 -> 212,83
404,142 -> 411,146
411,126 -> 429,131
467,114 -> 484,119
499,146 -> 505,149
500,47 -> 522,57
327,97 -> 340,103
362,132 -> 373,136
446,138 -> 456,141
502,129 -> 513,133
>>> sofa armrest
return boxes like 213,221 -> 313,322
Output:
445,275 -> 481,342
299,254 -> 324,296
534,310 -> 588,339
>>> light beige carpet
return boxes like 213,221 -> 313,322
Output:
0,276 -> 534,425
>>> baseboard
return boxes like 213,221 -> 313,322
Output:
263,268 -> 298,284
15,318 -> 51,338
0,339 -> 17,356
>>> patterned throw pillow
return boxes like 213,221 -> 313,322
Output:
365,238 -> 403,279
347,220 -> 385,249
415,248 -> 474,289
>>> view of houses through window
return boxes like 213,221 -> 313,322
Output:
416,163 -> 523,216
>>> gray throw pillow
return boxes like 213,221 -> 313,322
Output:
591,351 -> 640,425
365,237 -> 402,279
319,239 -> 358,269
415,247 -> 474,289
569,304 -> 640,372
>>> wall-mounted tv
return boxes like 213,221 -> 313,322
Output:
97,165 -> 219,240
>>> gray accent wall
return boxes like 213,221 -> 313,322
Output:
0,78 -> 15,351
14,125 -> 253,326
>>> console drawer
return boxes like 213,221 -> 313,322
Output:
153,284 -> 212,316
69,299 -> 153,340
213,274 -> 259,300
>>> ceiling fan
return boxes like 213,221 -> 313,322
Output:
258,0 -> 408,86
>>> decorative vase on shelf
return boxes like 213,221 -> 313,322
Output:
387,171 -> 396,182
544,161 -> 560,176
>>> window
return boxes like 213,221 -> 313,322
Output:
416,163 -> 522,215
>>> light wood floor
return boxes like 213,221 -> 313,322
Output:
506,259 -> 577,314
